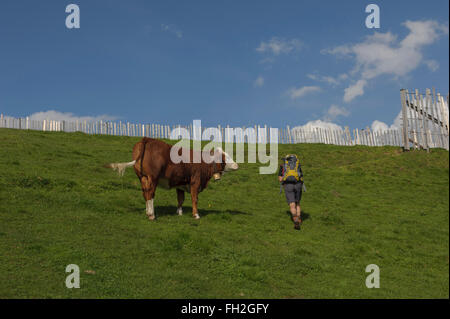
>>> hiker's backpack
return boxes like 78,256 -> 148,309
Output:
282,154 -> 303,183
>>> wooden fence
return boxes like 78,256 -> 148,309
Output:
0,114 -> 405,147
1,88 -> 448,149
400,88 -> 449,151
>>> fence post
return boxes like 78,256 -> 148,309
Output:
438,93 -> 449,133
400,89 -> 409,151
344,126 -> 350,145
420,91 -> 430,152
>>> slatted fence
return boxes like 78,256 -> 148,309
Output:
1,88 -> 448,150
400,89 -> 449,151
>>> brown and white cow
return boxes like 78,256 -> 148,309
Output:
106,137 -> 238,220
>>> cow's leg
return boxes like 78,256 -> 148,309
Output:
190,186 -> 200,219
141,176 -> 157,220
176,189 -> 184,216
145,198 -> 155,220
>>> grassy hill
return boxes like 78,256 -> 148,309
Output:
0,128 -> 448,298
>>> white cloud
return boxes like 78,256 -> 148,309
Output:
320,45 -> 352,56
254,76 -> 264,87
425,59 -> 439,72
344,79 -> 367,103
293,119 -> 344,131
371,120 -> 390,132
307,73 -> 348,86
161,24 -> 183,38
307,74 -> 338,86
322,20 -> 448,102
28,110 -> 118,123
323,104 -> 350,122
256,37 -> 302,56
287,85 -> 321,100
371,111 -> 402,132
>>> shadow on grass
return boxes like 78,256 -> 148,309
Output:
130,204 -> 250,218
285,210 -> 310,222
159,205 -> 250,217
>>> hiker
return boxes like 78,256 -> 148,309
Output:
278,154 -> 304,230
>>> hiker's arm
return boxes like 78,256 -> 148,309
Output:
298,166 -> 304,181
278,165 -> 283,182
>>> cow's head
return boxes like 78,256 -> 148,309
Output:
217,147 -> 239,171
213,147 -> 238,180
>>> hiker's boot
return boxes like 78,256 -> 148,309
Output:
293,216 -> 301,230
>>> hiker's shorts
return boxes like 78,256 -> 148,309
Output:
283,182 -> 302,204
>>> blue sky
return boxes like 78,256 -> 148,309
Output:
0,0 -> 448,130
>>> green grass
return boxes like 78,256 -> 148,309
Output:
0,128 -> 448,298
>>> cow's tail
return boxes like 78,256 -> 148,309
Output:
104,160 -> 136,176
105,138 -> 148,177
